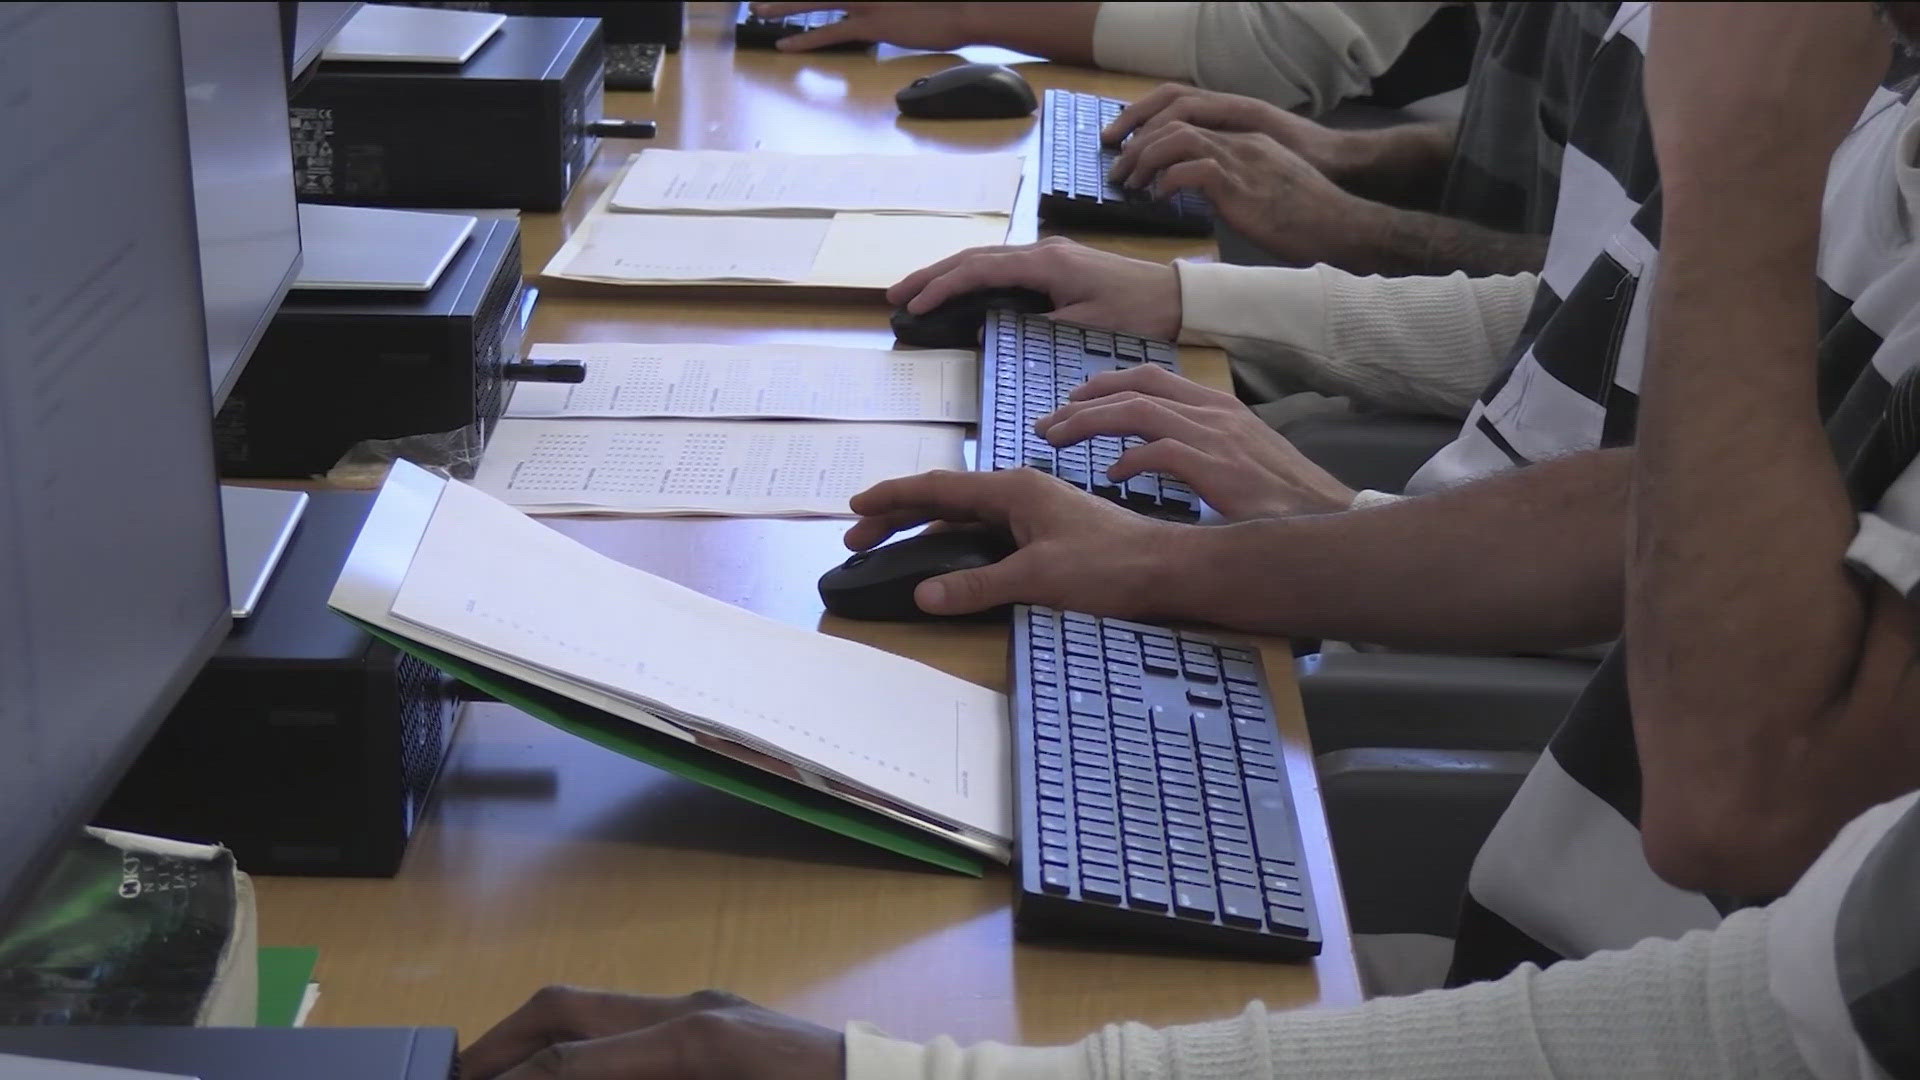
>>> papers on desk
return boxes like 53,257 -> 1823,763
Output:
542,152 -> 1018,291
322,4 -> 505,64
328,461 -> 1012,869
610,149 -> 1024,216
471,417 -> 966,516
553,211 -> 1009,289
507,342 -> 978,422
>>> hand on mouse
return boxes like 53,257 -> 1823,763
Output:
1104,85 -> 1356,180
1038,365 -> 1356,521
751,2 -> 972,51
463,986 -> 841,1080
888,238 -> 1180,341
1111,124 -> 1369,268
845,468 -> 1193,619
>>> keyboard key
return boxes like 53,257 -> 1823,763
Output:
1081,875 -> 1124,904
1245,778 -> 1303,866
1267,905 -> 1311,935
1042,865 -> 1073,894
1191,709 -> 1232,746
1128,878 -> 1171,911
1220,884 -> 1264,927
1217,867 -> 1258,889
1173,882 -> 1218,920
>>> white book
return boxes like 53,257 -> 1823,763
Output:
471,417 -> 966,517
507,342 -> 978,423
609,149 -> 1023,217
327,462 -> 1012,859
322,4 -> 505,64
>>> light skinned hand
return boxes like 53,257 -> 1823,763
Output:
1108,124 -> 1368,267
749,1 -> 970,51
463,986 -> 842,1080
1038,364 -> 1356,521
1104,85 -> 1353,179
886,237 -> 1181,341
845,468 -> 1192,618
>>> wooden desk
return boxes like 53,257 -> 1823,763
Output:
252,3 -> 1358,1049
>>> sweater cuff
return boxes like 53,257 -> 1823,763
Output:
1091,2 -> 1198,83
1350,489 -> 1406,510
1175,260 -> 1330,355
845,1023 -> 1092,1080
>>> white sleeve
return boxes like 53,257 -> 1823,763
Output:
1092,2 -> 1456,114
1175,260 -> 1538,419
848,903 -> 1818,1080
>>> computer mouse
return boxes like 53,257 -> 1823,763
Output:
895,63 -> 1038,120
819,529 -> 1019,620
891,287 -> 1053,349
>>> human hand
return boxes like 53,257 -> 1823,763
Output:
749,2 -> 972,52
463,987 -> 842,1080
1038,364 -> 1355,521
1104,85 -> 1353,179
1645,2 -> 1887,204
1107,124 -> 1371,268
845,469 -> 1194,618
887,237 -> 1181,341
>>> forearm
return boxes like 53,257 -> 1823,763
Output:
1162,449 -> 1629,651
850,909 -> 1810,1080
1334,199 -> 1550,277
1628,179 -> 1890,891
1323,120 -> 1459,210
958,2 -> 1101,66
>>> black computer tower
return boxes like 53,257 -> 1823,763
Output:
214,217 -> 530,480
291,14 -> 605,209
96,493 -> 459,877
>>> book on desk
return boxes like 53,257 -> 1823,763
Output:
329,460 -> 1011,874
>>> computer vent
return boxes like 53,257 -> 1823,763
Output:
395,653 -> 454,835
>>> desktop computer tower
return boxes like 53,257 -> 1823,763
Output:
290,14 -> 605,209
214,217 -> 531,480
95,493 -> 460,878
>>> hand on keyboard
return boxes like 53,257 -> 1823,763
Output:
888,237 -> 1180,341
1103,85 -> 1354,178
1110,126 -> 1366,268
1038,364 -> 1358,520
750,1 -> 970,51
846,468 -> 1190,619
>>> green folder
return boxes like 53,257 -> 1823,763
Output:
257,946 -> 317,1027
346,618 -> 991,876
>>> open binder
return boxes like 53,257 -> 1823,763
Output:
328,461 -> 1010,875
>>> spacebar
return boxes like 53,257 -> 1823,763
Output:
1244,778 -> 1302,865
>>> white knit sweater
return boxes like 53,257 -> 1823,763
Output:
1175,262 -> 1540,421
1091,3 -> 1455,116
846,906 -> 1813,1080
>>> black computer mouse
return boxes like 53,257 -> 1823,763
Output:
819,529 -> 1019,620
895,63 -> 1038,120
891,287 -> 1053,349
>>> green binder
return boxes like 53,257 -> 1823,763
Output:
348,618 -> 991,876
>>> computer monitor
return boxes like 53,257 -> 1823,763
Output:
177,0 -> 304,408
0,3 -> 233,926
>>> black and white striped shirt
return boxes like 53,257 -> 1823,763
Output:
1434,10 -> 1920,1048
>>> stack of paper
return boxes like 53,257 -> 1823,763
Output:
542,150 -> 1020,290
330,462 -> 1011,868
472,417 -> 965,516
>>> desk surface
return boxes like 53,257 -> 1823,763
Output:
252,3 -> 1358,1048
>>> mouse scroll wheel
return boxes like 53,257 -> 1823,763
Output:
845,552 -> 870,566
911,77 -> 929,87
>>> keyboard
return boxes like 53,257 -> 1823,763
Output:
1039,90 -> 1214,236
1011,606 -> 1322,959
734,5 -> 864,49
979,309 -> 1201,523
604,41 -> 664,91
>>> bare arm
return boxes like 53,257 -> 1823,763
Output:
1628,3 -> 1920,897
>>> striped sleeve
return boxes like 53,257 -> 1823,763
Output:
1843,296 -> 1920,608
1766,792 -> 1920,1080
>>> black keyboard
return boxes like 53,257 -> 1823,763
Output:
735,5 -> 864,49
979,309 -> 1201,523
605,41 -> 664,91
1011,606 -> 1322,959
1039,90 -> 1213,237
